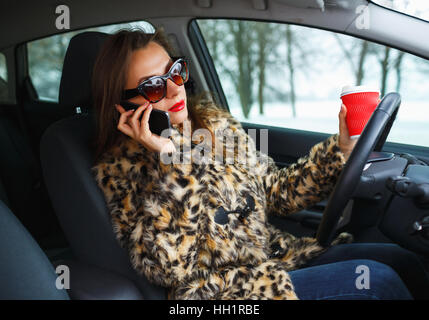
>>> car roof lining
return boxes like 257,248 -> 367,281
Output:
1,0 -> 367,47
1,0 -> 429,62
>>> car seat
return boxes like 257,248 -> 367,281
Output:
39,32 -> 167,299
0,199 -> 69,299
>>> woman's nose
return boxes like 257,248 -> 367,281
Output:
165,78 -> 181,98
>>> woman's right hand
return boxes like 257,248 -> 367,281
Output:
115,102 -> 176,154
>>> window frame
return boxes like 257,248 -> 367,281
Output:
0,51 -> 8,103
0,52 -> 7,82
0,48 -> 18,104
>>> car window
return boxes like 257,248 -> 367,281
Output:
372,0 -> 429,22
196,19 -> 429,148
27,21 -> 154,102
0,53 -> 8,102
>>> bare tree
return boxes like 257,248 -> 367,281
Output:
282,25 -> 324,118
255,23 -> 278,115
381,47 -> 391,96
255,23 -> 267,115
285,25 -> 296,117
394,51 -> 405,92
200,20 -> 223,63
200,21 -> 321,119
356,41 -> 369,85
227,20 -> 255,119
334,35 -> 370,85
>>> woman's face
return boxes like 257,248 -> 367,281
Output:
124,41 -> 188,125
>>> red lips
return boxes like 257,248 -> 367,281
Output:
169,100 -> 185,112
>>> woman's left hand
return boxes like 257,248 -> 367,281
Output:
338,104 -> 357,162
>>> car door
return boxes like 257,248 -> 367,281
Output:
189,18 -> 429,236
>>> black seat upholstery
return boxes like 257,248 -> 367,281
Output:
0,195 -> 142,300
40,32 -> 166,299
0,107 -> 59,245
0,199 -> 69,299
0,175 -> 10,207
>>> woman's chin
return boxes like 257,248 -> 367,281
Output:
170,108 -> 188,125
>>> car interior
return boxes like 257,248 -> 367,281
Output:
0,0 -> 429,299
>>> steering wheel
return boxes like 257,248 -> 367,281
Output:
316,92 -> 401,247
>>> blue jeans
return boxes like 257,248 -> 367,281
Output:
306,243 -> 429,300
289,259 -> 412,300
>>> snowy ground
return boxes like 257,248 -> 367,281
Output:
229,100 -> 429,148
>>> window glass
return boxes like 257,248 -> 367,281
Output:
27,21 -> 155,102
372,0 -> 429,22
0,53 -> 8,101
197,19 -> 429,147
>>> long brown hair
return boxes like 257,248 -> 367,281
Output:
91,28 -> 213,165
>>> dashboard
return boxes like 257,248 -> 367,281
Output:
350,152 -> 429,256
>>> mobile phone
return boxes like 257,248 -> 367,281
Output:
119,101 -> 172,137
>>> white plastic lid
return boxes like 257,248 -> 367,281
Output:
341,85 -> 379,97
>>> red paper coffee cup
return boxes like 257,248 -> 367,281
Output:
340,85 -> 380,139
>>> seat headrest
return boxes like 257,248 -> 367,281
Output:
59,31 -> 109,111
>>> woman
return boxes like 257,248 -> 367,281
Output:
90,29 -> 414,299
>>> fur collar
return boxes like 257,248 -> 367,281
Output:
115,101 -> 240,160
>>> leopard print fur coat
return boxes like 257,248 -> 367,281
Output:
91,101 -> 353,300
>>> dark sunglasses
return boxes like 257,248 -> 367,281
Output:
122,58 -> 189,103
